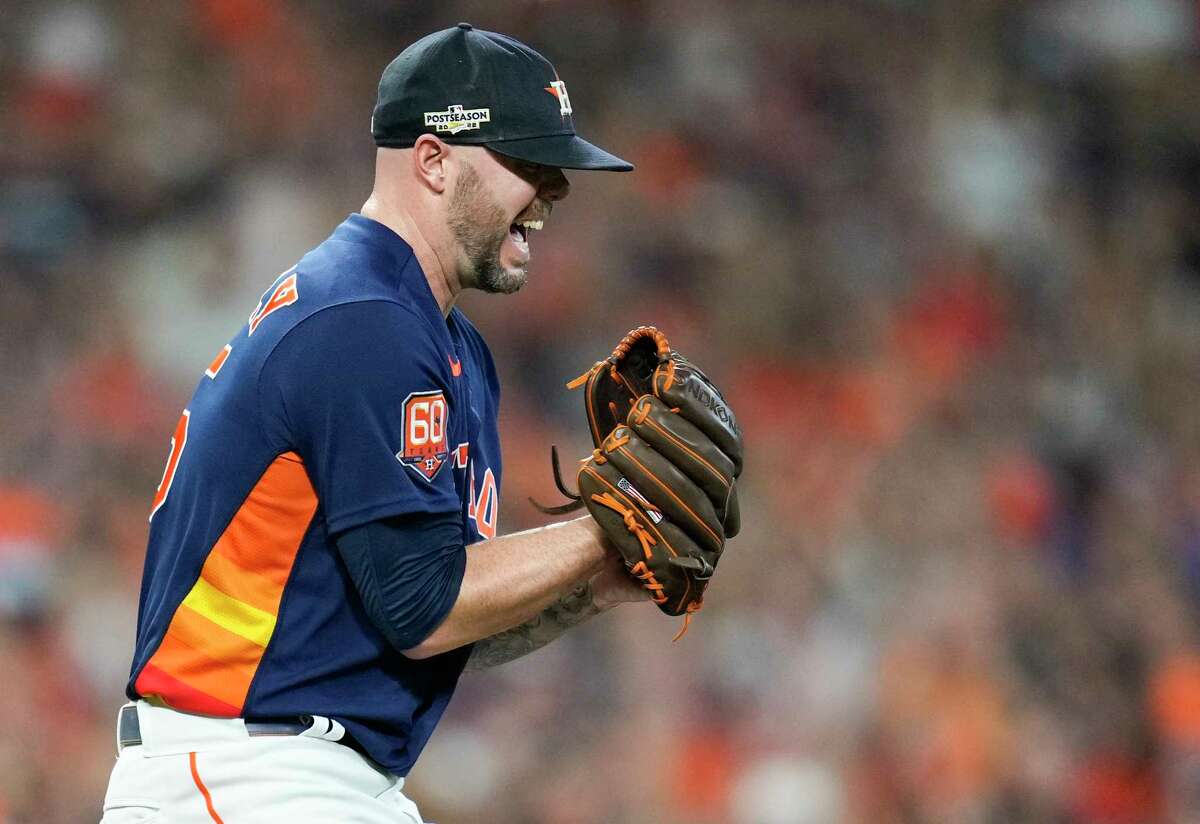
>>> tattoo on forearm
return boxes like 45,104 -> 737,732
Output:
465,582 -> 601,671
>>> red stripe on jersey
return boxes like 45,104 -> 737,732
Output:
134,663 -> 241,717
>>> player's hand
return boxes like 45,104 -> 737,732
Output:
589,550 -> 651,611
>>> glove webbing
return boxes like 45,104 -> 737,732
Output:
566,325 -> 674,390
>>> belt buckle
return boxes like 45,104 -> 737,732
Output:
116,703 -> 141,752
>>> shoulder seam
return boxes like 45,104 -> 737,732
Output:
253,298 -> 441,448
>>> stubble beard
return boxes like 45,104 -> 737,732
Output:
447,162 -> 527,295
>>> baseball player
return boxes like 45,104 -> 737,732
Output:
100,24 -> 644,823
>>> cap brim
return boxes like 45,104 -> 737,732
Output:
485,133 -> 634,172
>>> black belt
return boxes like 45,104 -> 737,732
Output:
118,704 -> 311,750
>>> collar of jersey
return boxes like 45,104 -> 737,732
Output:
336,213 -> 456,349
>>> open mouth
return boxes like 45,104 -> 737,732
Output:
509,217 -> 544,245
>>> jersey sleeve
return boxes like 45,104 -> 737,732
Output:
259,300 -> 462,535
334,511 -> 466,652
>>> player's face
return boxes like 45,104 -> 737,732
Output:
447,148 -> 569,294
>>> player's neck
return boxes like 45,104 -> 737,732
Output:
360,194 -> 459,317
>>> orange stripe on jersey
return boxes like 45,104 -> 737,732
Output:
209,452 -> 315,587
137,451 -> 317,715
199,551 -> 281,615
170,604 -> 267,672
147,630 -> 257,710
204,345 -> 232,379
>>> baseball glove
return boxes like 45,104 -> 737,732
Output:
536,326 -> 743,637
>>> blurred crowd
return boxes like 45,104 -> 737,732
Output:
3,0 -> 1200,821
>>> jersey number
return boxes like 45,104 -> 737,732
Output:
149,409 -> 190,523
248,270 -> 299,336
149,272 -> 300,518
467,463 -> 498,540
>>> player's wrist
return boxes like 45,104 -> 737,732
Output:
563,513 -> 613,569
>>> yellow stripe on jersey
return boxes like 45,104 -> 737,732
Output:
182,576 -> 277,648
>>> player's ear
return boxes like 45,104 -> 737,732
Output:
412,134 -> 449,195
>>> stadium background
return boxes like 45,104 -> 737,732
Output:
4,1 -> 1200,821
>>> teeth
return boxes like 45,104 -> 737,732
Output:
517,219 -> 544,231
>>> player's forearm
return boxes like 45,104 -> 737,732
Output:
463,580 -> 601,670
402,516 -> 608,659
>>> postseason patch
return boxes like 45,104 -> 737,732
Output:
396,391 -> 449,481
423,104 -> 491,135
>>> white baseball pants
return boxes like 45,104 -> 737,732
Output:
100,702 -> 424,823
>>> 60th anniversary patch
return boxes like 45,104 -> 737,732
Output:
397,390 -> 450,481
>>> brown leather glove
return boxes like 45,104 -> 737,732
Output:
539,327 -> 743,636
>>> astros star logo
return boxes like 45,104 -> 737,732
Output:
544,80 -> 572,117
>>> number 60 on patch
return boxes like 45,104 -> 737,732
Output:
397,391 -> 450,481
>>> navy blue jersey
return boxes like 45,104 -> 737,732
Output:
127,214 -> 502,774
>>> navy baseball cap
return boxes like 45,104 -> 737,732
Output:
371,23 -> 633,172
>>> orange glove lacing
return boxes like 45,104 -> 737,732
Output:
566,361 -> 604,390
629,560 -> 666,603
672,600 -> 703,642
588,490 -> 702,641
590,491 -> 657,562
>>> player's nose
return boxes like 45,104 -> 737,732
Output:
540,168 -> 570,203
